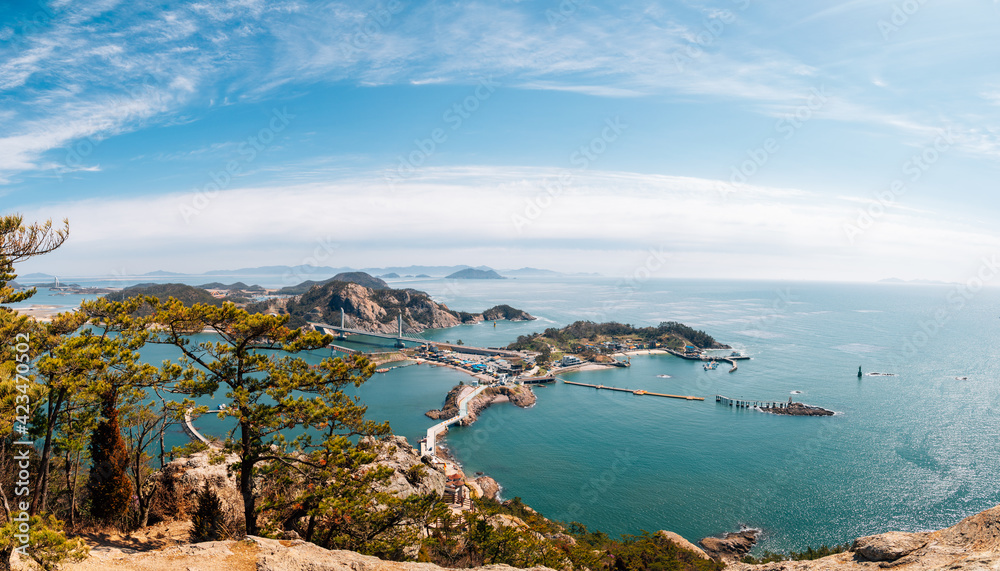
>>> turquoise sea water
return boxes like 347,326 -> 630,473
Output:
14,277 -> 1000,553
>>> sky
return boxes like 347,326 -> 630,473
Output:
2,0 -> 1000,283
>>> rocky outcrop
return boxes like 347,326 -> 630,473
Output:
360,435 -> 447,497
148,449 -> 244,524
699,529 -> 759,563
425,384 -> 467,420
425,385 -> 537,424
730,504 -> 1000,571
475,475 -> 501,500
764,402 -> 835,416
64,535 -> 557,571
658,531 -> 712,560
481,305 -> 535,321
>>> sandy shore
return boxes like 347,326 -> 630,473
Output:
612,348 -> 671,357
13,304 -> 72,321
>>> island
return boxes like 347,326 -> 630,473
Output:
446,268 -> 505,279
426,383 -> 536,425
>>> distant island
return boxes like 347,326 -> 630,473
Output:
379,272 -> 400,278
446,268 -> 505,279
277,271 -> 390,295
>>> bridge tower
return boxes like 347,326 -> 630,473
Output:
336,308 -> 347,340
395,313 -> 406,348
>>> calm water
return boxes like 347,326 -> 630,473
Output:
14,277 -> 1000,552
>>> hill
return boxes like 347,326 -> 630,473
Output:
277,272 -> 390,295
105,283 -> 223,306
447,268 -> 505,279
508,320 -> 728,355
196,281 -> 266,292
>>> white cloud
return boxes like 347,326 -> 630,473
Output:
14,167 -> 1000,281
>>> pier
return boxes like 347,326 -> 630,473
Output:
563,380 -> 704,401
715,395 -> 789,409
183,408 -> 227,447
666,349 -> 750,362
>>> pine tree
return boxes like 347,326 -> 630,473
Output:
190,483 -> 225,542
86,397 -> 133,525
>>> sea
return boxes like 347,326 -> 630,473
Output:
10,276 -> 1000,554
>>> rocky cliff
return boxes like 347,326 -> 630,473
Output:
725,504 -> 1000,571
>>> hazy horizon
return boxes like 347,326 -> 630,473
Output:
4,1 -> 999,285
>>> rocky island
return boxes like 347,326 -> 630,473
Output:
426,383 -> 537,425
763,401 -> 835,417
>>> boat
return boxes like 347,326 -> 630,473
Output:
656,374 -> 672,378
865,372 -> 896,376
703,361 -> 719,370
955,376 -> 969,381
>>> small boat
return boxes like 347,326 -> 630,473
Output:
955,376 -> 969,381
656,374 -> 672,378
376,368 -> 389,374
865,372 -> 896,376
703,361 -> 719,370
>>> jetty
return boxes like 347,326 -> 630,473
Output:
183,408 -> 228,447
563,380 -> 704,401
715,395 -> 788,409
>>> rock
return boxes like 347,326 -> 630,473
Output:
763,402 -> 835,416
658,531 -> 711,560
148,449 -> 244,524
852,531 -> 930,561
359,435 -> 447,498
475,475 -> 501,500
699,529 -> 759,563
728,504 -> 1000,571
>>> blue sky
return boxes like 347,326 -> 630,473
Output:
3,0 -> 1000,282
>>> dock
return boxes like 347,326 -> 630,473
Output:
666,349 -> 750,362
563,380 -> 704,401
715,395 -> 789,409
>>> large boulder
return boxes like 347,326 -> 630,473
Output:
852,531 -> 930,561
148,449 -> 243,525
658,531 -> 711,560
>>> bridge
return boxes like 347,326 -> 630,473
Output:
309,318 -> 523,358
420,384 -> 489,457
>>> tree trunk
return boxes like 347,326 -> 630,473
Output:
240,419 -> 256,536
31,387 -> 65,515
